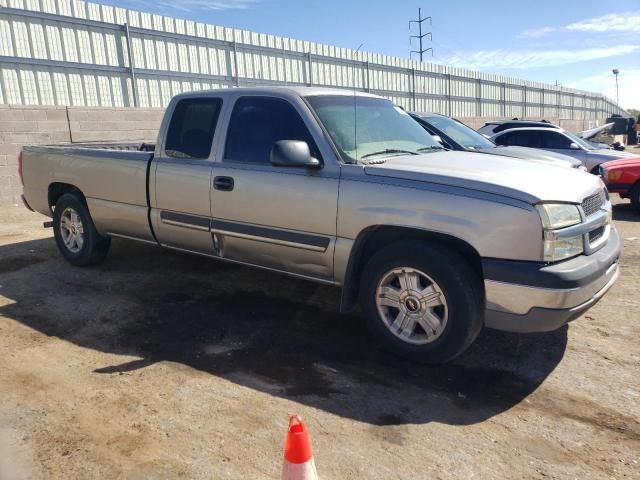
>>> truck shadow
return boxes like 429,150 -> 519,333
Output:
0,237 -> 568,427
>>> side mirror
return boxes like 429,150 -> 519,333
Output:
271,140 -> 321,169
569,142 -> 580,150
612,141 -> 626,151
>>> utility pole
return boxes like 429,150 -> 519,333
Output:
612,69 -> 619,105
409,8 -> 433,61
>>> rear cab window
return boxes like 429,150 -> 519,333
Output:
165,98 -> 223,159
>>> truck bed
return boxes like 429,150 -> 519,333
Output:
21,143 -> 156,242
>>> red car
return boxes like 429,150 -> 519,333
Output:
600,157 -> 640,211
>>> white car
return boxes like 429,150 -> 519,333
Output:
491,127 -> 640,173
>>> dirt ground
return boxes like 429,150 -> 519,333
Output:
0,197 -> 638,479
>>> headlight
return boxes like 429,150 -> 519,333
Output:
605,170 -> 622,183
536,203 -> 581,229
537,203 -> 583,262
543,235 -> 584,262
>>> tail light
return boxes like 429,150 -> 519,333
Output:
18,151 -> 24,185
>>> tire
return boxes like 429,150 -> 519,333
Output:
52,193 -> 111,266
631,183 -> 640,213
359,240 -> 484,364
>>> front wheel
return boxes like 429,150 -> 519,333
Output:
53,193 -> 111,266
359,241 -> 484,364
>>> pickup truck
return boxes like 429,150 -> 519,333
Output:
20,87 -> 621,364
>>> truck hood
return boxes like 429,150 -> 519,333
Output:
363,151 -> 601,205
475,145 -> 581,168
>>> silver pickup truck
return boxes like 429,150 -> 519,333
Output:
20,87 -> 621,363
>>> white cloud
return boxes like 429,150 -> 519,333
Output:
522,12 -> 640,37
521,26 -> 556,38
567,69 -> 640,110
566,12 -> 640,33
446,45 -> 639,70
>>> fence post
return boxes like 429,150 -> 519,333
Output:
570,93 -> 574,120
501,82 -> 506,117
447,73 -> 452,116
281,45 -> 287,85
522,85 -> 527,119
232,40 -> 240,87
365,60 -> 370,92
123,22 -> 139,107
476,78 -> 482,117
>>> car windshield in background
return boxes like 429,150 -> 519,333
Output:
423,115 -> 495,150
305,95 -> 443,163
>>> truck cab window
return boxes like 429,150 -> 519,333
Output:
165,98 -> 222,159
224,97 -> 319,164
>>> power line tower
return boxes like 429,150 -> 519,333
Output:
409,8 -> 433,61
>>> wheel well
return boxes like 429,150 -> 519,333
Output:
48,183 -> 86,213
340,226 -> 484,313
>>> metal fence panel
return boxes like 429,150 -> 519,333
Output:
0,0 -> 627,119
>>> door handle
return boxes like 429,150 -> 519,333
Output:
213,176 -> 234,191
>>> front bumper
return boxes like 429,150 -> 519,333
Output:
483,228 -> 621,333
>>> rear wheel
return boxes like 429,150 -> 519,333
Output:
359,241 -> 484,364
631,183 -> 640,212
53,193 -> 110,266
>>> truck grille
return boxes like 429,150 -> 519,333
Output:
582,190 -> 605,218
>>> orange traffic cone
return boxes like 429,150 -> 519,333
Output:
281,415 -> 319,480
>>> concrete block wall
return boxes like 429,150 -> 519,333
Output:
67,107 -> 164,143
0,106 -> 162,205
0,105 -> 72,205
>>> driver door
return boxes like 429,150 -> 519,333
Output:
210,94 -> 339,281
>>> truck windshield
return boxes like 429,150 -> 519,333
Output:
306,95 -> 443,163
421,115 -> 495,150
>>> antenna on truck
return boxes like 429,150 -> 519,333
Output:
353,44 -> 364,162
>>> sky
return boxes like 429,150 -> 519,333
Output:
102,0 -> 640,109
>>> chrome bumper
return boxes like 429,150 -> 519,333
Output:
483,228 -> 621,333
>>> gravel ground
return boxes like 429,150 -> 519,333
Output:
0,196 -> 638,479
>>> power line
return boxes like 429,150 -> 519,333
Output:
409,8 -> 433,61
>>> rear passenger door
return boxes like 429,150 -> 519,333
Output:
210,95 -> 339,281
494,130 -> 542,148
150,97 -> 222,253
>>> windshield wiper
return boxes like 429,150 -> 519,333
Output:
360,149 -> 418,160
416,146 -> 445,152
